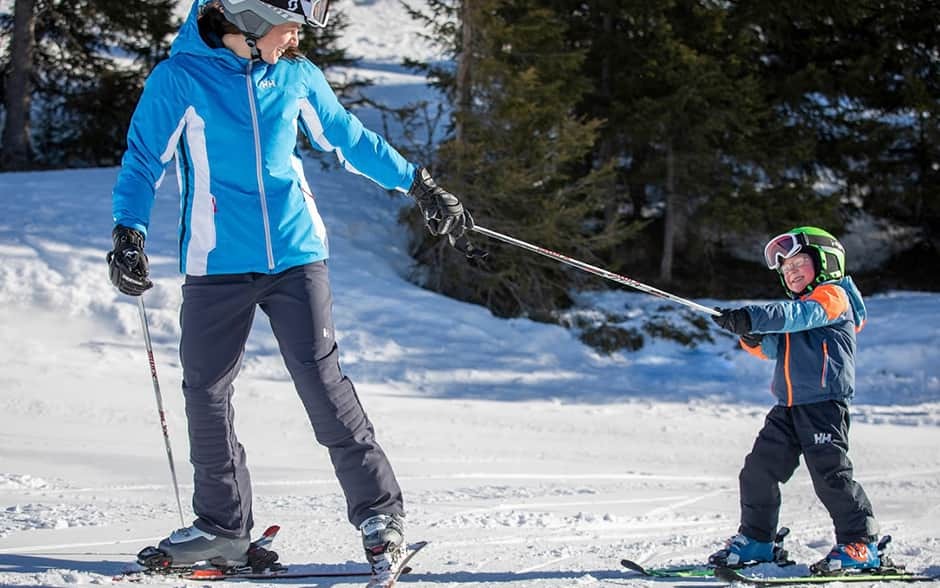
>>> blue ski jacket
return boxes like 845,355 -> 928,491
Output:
740,277 -> 867,406
112,0 -> 416,275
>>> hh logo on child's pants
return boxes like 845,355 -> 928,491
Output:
814,432 -> 832,444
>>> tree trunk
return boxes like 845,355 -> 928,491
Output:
455,0 -> 473,141
660,142 -> 677,282
1,0 -> 36,170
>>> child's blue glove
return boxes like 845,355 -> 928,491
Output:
712,307 -> 752,336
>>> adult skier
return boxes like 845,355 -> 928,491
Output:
107,0 -> 478,579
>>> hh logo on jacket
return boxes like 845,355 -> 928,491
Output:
259,79 -> 276,89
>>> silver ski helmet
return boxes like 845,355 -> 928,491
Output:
763,226 -> 845,297
219,0 -> 331,38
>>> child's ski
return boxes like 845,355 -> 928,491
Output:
715,566 -> 938,586
623,527 -> 795,578
620,559 -> 717,578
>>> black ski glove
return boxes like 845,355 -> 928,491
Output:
107,225 -> 153,296
712,307 -> 752,336
740,333 -> 763,348
408,167 -> 487,259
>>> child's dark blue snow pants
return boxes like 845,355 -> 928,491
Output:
738,400 -> 878,545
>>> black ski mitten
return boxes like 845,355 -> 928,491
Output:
712,307 -> 752,336
408,167 -> 487,259
107,225 -> 153,296
740,333 -> 763,348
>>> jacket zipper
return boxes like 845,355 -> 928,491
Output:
784,333 -> 793,406
245,60 -> 276,271
820,340 -> 829,388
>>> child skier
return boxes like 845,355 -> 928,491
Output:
708,226 -> 881,574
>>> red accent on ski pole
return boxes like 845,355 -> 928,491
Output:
136,297 -> 187,528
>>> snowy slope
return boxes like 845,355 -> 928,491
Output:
1,1 -> 939,586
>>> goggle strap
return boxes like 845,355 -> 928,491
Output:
822,251 -> 843,278
803,233 -> 844,252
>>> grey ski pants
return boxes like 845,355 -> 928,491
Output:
738,400 -> 878,544
179,262 -> 403,539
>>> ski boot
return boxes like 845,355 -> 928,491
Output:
137,525 -> 250,570
361,514 -> 405,579
810,535 -> 888,575
709,527 -> 793,569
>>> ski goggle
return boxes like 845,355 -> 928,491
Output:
300,0 -> 330,28
221,0 -> 331,36
763,232 -> 804,270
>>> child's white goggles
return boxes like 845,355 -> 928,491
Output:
763,233 -> 804,270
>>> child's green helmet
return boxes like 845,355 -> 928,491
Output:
763,226 -> 845,296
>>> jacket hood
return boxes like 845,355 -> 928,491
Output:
170,0 -> 245,65
837,276 -> 867,329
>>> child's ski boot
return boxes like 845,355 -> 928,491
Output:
709,527 -> 793,569
810,535 -> 891,575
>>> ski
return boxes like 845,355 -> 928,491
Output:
115,524 -> 283,581
620,559 -> 717,578
182,566 -> 412,581
114,525 -> 415,582
620,559 -> 797,579
715,566 -> 938,586
623,527 -> 795,578
117,565 -> 409,582
366,541 -> 429,588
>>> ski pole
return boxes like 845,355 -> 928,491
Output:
136,296 -> 187,528
470,225 -> 720,316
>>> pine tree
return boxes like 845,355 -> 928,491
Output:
726,0 -> 940,287
552,0 -> 846,293
1,0 -> 36,170
408,0 -> 623,318
1,0 -> 176,168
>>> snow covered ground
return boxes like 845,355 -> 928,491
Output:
1,1 -> 939,586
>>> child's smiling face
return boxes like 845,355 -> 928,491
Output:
780,252 -> 815,294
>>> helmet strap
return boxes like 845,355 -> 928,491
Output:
245,35 -> 261,60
